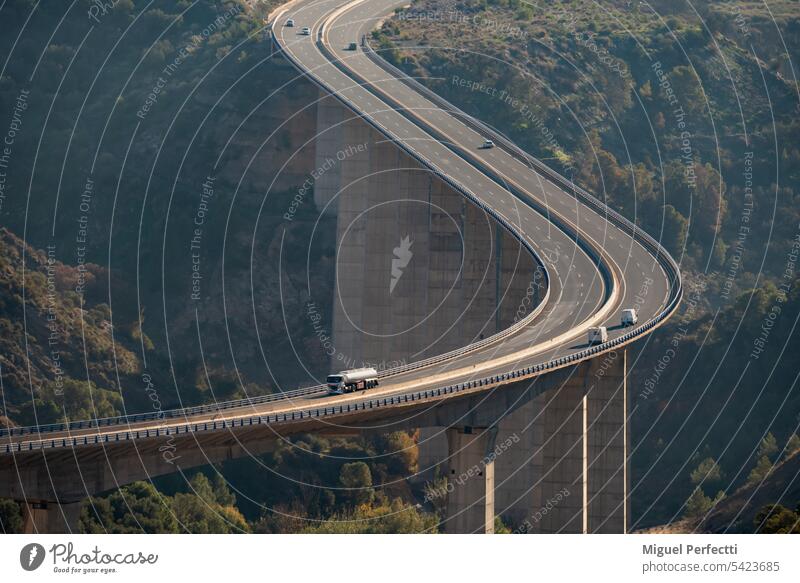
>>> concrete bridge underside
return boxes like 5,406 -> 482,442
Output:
1,94 -> 629,535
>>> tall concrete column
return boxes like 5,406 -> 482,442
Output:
314,96 -> 536,371
414,426 -> 448,485
537,377 -> 586,533
586,350 -> 628,533
444,426 -> 497,534
498,351 -> 628,533
21,500 -> 82,534
492,395 -> 545,526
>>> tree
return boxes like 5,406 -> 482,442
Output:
172,473 -> 249,533
785,434 -> 800,460
661,204 -> 689,256
211,473 -> 237,507
0,498 -> 23,533
669,65 -> 704,117
684,487 -> 724,518
662,161 -> 727,256
79,481 -> 178,533
747,455 -> 773,486
759,433 -> 779,459
339,462 -> 374,506
376,431 -> 418,476
494,516 -> 511,534
754,504 -> 800,534
690,457 -> 723,486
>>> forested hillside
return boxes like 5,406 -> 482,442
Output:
0,0 -> 432,533
0,0 -> 798,533
375,0 -> 800,528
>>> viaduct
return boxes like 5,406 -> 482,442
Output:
0,0 -> 681,534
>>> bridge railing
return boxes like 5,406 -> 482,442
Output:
0,384 -> 327,439
2,305 -> 677,454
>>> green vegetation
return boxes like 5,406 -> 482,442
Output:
1,0 -> 797,533
690,457 -> 723,486
298,497 -> 438,534
222,432 -> 435,533
0,498 -> 24,533
379,0 -> 800,530
746,433 -> 780,485
0,0 -> 433,533
0,0 -> 337,428
79,475 -> 249,533
380,0 -> 799,279
754,504 -> 800,534
0,434 -> 435,533
684,487 -> 725,519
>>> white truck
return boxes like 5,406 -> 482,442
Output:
588,326 -> 608,345
621,308 -> 638,327
327,367 -> 379,394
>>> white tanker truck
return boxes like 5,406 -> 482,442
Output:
327,367 -> 379,394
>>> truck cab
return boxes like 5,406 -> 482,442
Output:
588,326 -> 608,345
327,367 -> 379,394
326,374 -> 345,394
621,308 -> 638,327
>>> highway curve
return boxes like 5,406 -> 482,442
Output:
0,0 -> 681,453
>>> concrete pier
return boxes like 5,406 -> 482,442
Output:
314,93 -> 536,370
444,427 -> 497,534
20,500 -> 82,534
503,352 -> 628,533
417,351 -> 629,534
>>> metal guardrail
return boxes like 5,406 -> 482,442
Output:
2,314 -> 673,454
0,4 -> 682,454
0,384 -> 327,439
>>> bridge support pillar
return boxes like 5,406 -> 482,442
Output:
444,426 -> 497,534
537,375 -> 586,533
421,351 -> 628,533
586,349 -> 628,533
314,94 -> 537,369
495,350 -> 627,533
20,500 -> 82,534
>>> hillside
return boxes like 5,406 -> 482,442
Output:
0,0 -> 797,534
0,0 -> 427,533
377,0 -> 799,282
0,0 -> 339,418
0,228 -> 138,426
699,449 -> 800,533
377,0 -> 800,529
638,449 -> 800,533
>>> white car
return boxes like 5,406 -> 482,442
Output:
285,18 -> 294,27
300,26 -> 311,36
480,139 -> 495,149
621,308 -> 638,327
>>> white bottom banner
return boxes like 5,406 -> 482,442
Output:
1,534 -> 798,582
